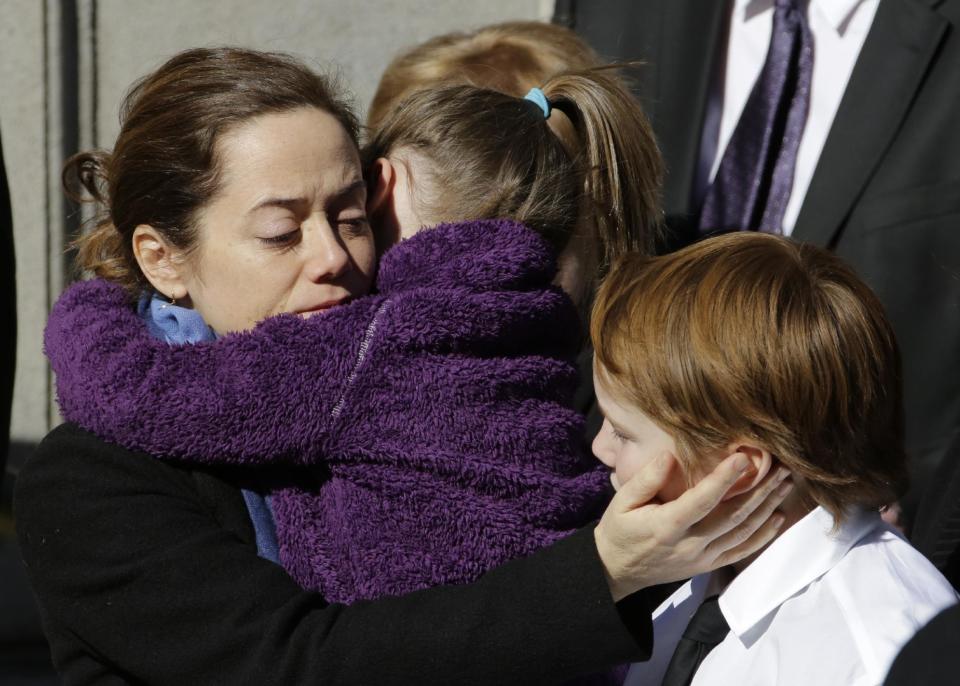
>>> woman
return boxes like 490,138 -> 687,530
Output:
44,59 -> 667,609
15,48 -> 789,685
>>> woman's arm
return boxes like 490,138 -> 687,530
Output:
15,425 -> 789,685
15,424 -> 647,685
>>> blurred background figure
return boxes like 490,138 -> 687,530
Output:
558,0 -> 960,545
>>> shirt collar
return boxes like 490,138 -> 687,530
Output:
737,0 -> 867,34
718,506 -> 883,646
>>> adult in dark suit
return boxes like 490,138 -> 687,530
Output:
0,130 -> 14,488
558,0 -> 960,524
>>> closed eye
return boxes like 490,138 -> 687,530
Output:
260,228 -> 301,247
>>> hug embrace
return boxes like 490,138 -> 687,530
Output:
15,39 -> 955,686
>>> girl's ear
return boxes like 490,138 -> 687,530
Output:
366,157 -> 401,251
721,441 -> 775,500
131,225 -> 190,301
367,157 -> 396,217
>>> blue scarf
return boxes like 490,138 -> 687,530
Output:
137,291 -> 281,564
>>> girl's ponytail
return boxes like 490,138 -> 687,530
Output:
365,65 -> 664,310
542,67 -> 664,267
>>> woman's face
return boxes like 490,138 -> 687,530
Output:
173,107 -> 375,333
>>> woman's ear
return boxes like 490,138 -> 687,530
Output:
721,440 -> 775,500
131,225 -> 190,301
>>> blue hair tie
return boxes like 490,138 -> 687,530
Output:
524,87 -> 551,119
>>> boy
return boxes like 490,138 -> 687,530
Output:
590,232 -> 957,686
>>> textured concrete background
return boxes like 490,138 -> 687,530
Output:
0,0 -> 554,448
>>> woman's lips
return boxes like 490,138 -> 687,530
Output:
296,298 -> 348,316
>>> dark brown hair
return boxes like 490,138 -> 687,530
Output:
66,47 -> 359,296
364,67 -> 664,306
367,21 -> 603,132
591,232 -> 908,521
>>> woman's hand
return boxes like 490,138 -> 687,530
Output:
595,452 -> 792,601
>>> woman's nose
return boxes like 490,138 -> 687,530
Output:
303,221 -> 350,282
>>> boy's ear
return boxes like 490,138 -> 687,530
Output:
131,225 -> 190,301
721,440 -> 774,501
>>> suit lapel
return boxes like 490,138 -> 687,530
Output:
656,0 -> 728,216
792,0 -> 948,246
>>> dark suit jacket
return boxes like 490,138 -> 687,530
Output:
0,131 -> 14,486
560,0 -> 960,520
911,430 -> 960,587
884,603 -> 960,685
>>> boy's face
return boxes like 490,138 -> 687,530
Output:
592,370 -> 694,502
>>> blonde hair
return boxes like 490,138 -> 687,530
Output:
591,232 -> 909,521
367,21 -> 603,132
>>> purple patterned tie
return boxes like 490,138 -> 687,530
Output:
699,0 -> 814,235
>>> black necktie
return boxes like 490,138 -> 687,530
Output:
660,595 -> 730,686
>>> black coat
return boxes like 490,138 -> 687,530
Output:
14,423 -> 652,685
559,0 -> 960,520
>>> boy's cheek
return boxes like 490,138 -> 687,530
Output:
654,457 -> 692,503
611,455 -> 685,500
657,457 -> 725,503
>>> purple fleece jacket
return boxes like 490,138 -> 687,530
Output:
45,219 -> 611,603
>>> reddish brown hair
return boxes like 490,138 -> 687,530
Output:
591,232 -> 908,520
66,47 -> 359,296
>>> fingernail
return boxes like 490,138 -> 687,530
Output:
734,454 -> 750,473
776,467 -> 790,482
772,513 -> 786,528
776,481 -> 793,498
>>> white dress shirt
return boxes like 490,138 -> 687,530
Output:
695,0 -> 880,234
624,506 -> 958,686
